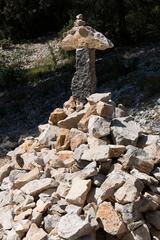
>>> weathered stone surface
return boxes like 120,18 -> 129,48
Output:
0,163 -> 13,182
13,167 -> 41,189
86,187 -> 102,205
137,134 -> 160,148
13,219 -> 31,237
21,178 -> 57,196
25,223 -> 47,240
58,213 -> 91,240
130,169 -> 158,185
115,202 -> 142,224
87,136 -> 109,148
49,108 -> 67,125
71,48 -> 97,101
58,109 -> 85,129
145,211 -> 160,230
0,205 -> 13,230
111,117 -> 141,146
61,23 -> 113,51
144,142 -> 160,163
37,124 -> 57,145
96,101 -> 114,119
114,176 -> 144,204
16,152 -> 38,169
87,93 -> 111,105
32,210 -> 42,225
78,105 -> 97,132
66,177 -> 91,206
65,204 -> 82,215
56,181 -> 70,198
43,149 -> 59,167
55,128 -> 70,151
69,128 -> 87,150
120,145 -> 154,174
74,144 -> 89,168
88,115 -> 111,138
44,214 -> 60,233
0,190 -> 12,208
81,145 -> 111,162
57,150 -> 74,167
96,202 -> 127,236
108,144 -> 126,158
5,229 -> 21,240
14,209 -> 32,221
80,161 -> 98,179
99,171 -> 126,202
84,203 -> 99,230
63,96 -> 77,115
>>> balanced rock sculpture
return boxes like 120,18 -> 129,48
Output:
61,14 -> 114,102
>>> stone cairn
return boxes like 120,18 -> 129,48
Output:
0,92 -> 160,239
61,14 -> 114,102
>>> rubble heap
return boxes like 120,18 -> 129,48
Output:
0,93 -> 160,240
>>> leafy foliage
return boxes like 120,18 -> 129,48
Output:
0,0 -> 160,44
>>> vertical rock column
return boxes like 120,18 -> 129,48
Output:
60,14 -> 114,103
71,48 -> 96,102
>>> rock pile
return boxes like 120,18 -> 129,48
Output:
0,93 -> 160,239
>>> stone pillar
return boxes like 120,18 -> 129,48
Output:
71,48 -> 96,102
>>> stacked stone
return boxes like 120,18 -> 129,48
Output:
0,93 -> 160,239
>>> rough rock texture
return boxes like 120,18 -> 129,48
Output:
96,202 -> 127,236
61,14 -> 113,51
61,15 -> 113,101
0,92 -> 159,240
71,48 -> 97,102
111,117 -> 141,146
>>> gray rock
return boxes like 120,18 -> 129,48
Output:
74,144 -> 89,168
88,115 -> 110,138
81,145 -> 112,162
58,213 -> 91,240
21,178 -> 58,196
37,124 -> 57,145
87,93 -> 111,104
44,214 -> 60,233
114,175 -> 144,204
99,170 -> 126,202
120,145 -> 154,174
80,161 -> 98,179
65,204 -> 82,215
130,169 -> 158,185
111,117 -> 141,146
71,49 -> 96,102
0,191 -> 12,208
115,202 -> 142,224
0,205 -> 13,230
